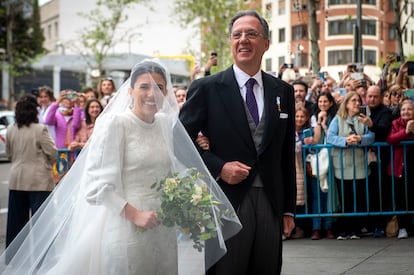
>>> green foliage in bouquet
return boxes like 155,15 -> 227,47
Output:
151,168 -> 222,252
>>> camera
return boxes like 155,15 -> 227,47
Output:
284,63 -> 294,69
64,91 -> 78,100
396,55 -> 402,62
210,51 -> 217,57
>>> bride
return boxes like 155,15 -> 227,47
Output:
0,60 -> 241,274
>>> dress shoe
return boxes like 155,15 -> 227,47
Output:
291,227 -> 305,239
311,230 -> 321,240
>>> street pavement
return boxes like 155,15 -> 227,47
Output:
282,236 -> 414,275
1,161 -> 414,274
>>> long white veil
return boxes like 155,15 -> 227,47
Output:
0,59 -> 241,274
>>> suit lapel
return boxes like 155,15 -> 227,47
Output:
258,72 -> 281,155
217,68 -> 256,151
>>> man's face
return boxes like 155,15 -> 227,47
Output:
366,87 -> 382,108
231,15 -> 269,73
293,84 -> 307,103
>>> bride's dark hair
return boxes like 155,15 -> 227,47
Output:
130,60 -> 167,88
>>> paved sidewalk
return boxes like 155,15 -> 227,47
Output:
282,237 -> 414,275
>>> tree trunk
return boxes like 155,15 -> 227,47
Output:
308,0 -> 320,73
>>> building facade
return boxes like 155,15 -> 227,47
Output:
262,0 -> 414,81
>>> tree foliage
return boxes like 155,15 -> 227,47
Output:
77,0 -> 149,77
0,0 -> 45,105
173,0 -> 245,71
0,0 -> 45,70
392,0 -> 414,61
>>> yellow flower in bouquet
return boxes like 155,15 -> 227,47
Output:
151,168 -> 225,251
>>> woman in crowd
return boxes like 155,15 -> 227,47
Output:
97,77 -> 117,108
5,95 -> 57,261
1,60 -> 241,274
307,92 -> 338,240
44,90 -> 82,149
36,85 -> 56,140
327,91 -> 375,240
388,84 -> 404,120
386,99 -> 414,239
68,99 -> 103,151
291,106 -> 313,239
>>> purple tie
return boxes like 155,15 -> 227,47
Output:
245,78 -> 259,125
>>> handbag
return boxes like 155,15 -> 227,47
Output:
385,215 -> 399,237
305,148 -> 329,192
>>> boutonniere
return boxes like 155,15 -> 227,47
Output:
276,96 -> 281,112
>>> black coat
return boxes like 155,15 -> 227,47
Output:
179,67 -> 296,219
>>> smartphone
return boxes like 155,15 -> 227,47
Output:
407,61 -> 414,75
64,91 -> 78,100
339,88 -> 347,96
351,72 -> 364,80
359,106 -> 367,115
348,64 -> 357,71
284,63 -> 294,69
396,55 -> 401,62
317,72 -> 325,83
303,128 -> 312,138
404,89 -> 414,97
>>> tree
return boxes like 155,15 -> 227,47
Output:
0,0 -> 45,106
308,0 -> 320,73
173,0 -> 244,71
392,0 -> 414,62
76,0 -> 149,78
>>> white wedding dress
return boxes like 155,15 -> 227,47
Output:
44,109 -> 178,275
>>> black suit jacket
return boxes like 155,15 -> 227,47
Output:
179,67 -> 296,219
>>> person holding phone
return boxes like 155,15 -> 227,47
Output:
308,91 -> 338,240
327,91 -> 375,240
396,61 -> 413,89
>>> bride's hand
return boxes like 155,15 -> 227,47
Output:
124,203 -> 159,229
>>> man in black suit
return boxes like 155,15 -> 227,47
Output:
179,10 -> 296,275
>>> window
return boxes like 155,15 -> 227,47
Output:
265,58 -> 272,72
411,30 -> 414,45
388,24 -> 396,40
54,22 -> 58,38
328,0 -> 376,4
265,3 -> 272,18
297,52 -> 308,67
328,19 -> 376,36
47,25 -> 52,39
364,50 -> 376,65
279,28 -> 285,43
278,0 -> 286,15
328,50 -> 352,65
404,29 -> 407,43
269,30 -> 273,44
292,24 -> 307,41
278,56 -> 285,70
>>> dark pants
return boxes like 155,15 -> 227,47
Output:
335,178 -> 367,234
207,187 -> 282,275
6,190 -> 51,247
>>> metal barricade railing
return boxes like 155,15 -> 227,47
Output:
55,149 -> 81,180
297,141 -> 414,218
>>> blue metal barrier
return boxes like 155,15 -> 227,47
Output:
297,141 -> 414,218
55,149 -> 81,178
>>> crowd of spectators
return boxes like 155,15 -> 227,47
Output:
286,57 -> 414,241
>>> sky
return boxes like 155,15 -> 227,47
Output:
38,0 -> 200,57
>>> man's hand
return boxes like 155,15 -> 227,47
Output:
219,161 -> 251,185
358,114 -> 373,128
283,215 -> 295,238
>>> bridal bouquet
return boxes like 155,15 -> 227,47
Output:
151,168 -> 224,251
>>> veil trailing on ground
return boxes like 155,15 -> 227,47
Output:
0,59 -> 241,274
